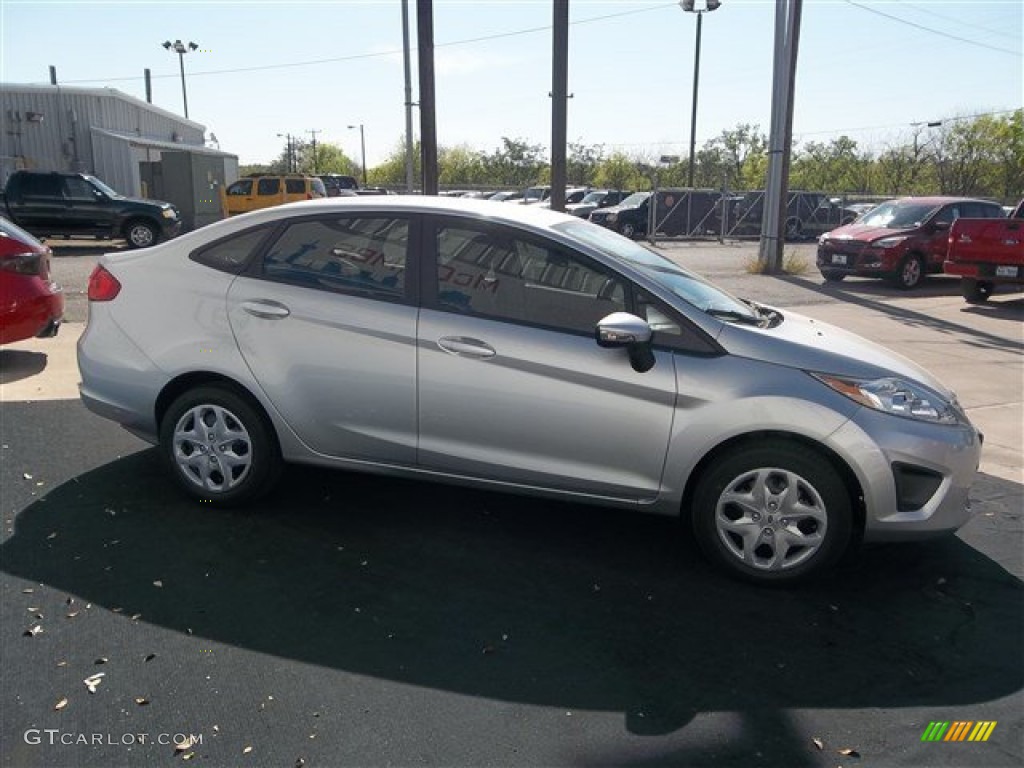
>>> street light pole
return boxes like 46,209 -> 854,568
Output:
348,124 -> 367,186
679,1 -> 721,189
162,39 -> 198,118
276,133 -> 295,172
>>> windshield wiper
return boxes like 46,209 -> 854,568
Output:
704,307 -> 763,326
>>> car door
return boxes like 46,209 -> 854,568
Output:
417,216 -> 677,501
226,212 -> 419,463
62,176 -> 112,234
927,203 -> 961,267
10,173 -> 63,233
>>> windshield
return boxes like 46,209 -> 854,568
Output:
619,192 -> 650,207
581,191 -> 606,204
523,186 -> 549,203
858,200 -> 937,229
555,220 -> 760,323
84,175 -> 122,198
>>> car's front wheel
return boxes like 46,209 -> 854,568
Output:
892,254 -> 924,290
159,385 -> 281,505
124,219 -> 159,249
691,441 -> 852,584
618,221 -> 637,238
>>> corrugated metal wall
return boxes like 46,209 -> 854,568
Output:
1,85 -> 205,190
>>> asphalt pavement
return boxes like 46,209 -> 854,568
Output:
1,239 -> 1021,767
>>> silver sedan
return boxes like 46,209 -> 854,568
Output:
78,197 -> 981,584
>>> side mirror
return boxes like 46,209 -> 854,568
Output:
595,312 -> 655,373
932,220 -> 951,232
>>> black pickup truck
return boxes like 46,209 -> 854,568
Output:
1,171 -> 182,248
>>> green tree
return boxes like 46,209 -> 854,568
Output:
484,137 -> 547,186
567,140 -> 604,186
594,152 -> 648,191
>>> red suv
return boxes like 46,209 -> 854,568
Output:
0,216 -> 63,344
816,196 -> 1005,289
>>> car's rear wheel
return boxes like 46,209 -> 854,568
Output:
821,270 -> 846,282
962,278 -> 994,304
159,385 -> 281,505
892,254 -> 924,290
125,219 -> 159,249
691,441 -> 852,584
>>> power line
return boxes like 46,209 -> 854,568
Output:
843,0 -> 1021,57
50,3 -> 675,86
900,1 -> 1022,41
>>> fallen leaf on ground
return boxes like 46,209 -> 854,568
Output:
838,748 -> 860,757
83,672 -> 105,693
22,588 -> 33,594
46,532 -> 57,540
153,580 -> 163,588
23,473 -> 33,480
175,735 -> 198,753
243,745 -> 253,754
56,660 -> 67,667
54,698 -> 68,710
144,653 -> 157,662
812,737 -> 824,750
66,611 -> 79,618
23,625 -> 43,637
94,657 -> 108,665
135,697 -> 149,706
181,753 -> 194,761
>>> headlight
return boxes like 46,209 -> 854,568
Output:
872,236 -> 907,249
811,373 -> 964,425
606,213 -> 618,223
162,208 -> 177,219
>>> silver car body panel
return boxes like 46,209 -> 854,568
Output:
77,196 -> 982,539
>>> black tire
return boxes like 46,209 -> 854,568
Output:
691,441 -> 852,584
962,278 -> 994,304
891,254 -> 924,290
821,270 -> 847,282
618,221 -> 637,238
124,219 -> 159,249
784,218 -> 802,240
159,384 -> 282,506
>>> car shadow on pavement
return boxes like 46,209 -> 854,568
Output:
777,275 -> 1024,354
0,349 -> 48,385
2,448 -> 1021,760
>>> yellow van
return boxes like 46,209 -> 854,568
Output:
222,174 -> 327,216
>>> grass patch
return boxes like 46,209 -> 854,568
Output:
744,250 -> 809,275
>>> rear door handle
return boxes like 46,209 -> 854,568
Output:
437,336 -> 496,359
241,300 -> 291,319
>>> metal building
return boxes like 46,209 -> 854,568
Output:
1,83 -> 238,230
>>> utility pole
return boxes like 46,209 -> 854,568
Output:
417,0 -> 439,195
307,129 -> 320,173
549,0 -> 569,212
757,0 -> 802,273
401,0 -> 416,193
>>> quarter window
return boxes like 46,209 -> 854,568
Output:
434,224 -> 626,333
262,216 -> 408,300
191,227 -> 271,274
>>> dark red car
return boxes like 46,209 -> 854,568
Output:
0,216 -> 63,344
816,196 -> 1005,289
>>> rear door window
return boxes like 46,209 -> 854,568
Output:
285,179 -> 306,195
260,216 -> 409,301
19,174 -> 62,198
257,178 -> 281,196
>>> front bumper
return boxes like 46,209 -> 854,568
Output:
832,406 -> 983,542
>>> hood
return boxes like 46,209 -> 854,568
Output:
822,222 -> 915,242
121,196 -> 175,210
717,308 -> 952,398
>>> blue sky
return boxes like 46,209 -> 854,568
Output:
1,1 -> 1021,167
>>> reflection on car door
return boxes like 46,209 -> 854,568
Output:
417,218 -> 677,501
226,214 -> 418,463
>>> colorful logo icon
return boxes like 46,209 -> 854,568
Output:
921,721 -> 997,742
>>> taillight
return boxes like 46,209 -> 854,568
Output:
0,252 -> 42,275
88,265 -> 122,301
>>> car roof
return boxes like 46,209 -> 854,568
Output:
208,194 -> 583,231
890,196 -> 999,206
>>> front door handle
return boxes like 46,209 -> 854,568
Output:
241,300 -> 291,319
437,336 -> 496,359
